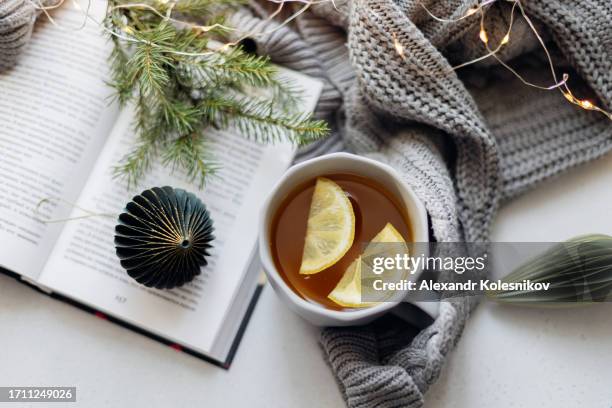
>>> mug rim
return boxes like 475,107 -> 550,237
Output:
259,152 -> 429,323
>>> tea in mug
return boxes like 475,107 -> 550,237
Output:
270,173 -> 412,311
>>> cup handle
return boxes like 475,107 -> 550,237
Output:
390,301 -> 439,329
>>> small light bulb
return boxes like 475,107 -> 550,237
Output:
466,7 -> 478,16
393,34 -> 405,59
501,34 -> 510,45
580,100 -> 594,109
479,29 -> 489,44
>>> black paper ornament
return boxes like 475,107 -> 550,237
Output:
115,186 -> 214,289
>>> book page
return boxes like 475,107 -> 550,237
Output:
39,70 -> 322,354
0,0 -> 118,278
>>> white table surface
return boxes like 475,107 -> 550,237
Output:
2,154 -> 612,407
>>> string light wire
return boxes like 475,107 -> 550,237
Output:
30,0 -> 329,58
419,0 -> 498,23
28,0 -> 612,120
416,0 -> 611,120
33,197 -> 114,224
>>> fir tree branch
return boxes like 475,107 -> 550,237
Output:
199,95 -> 328,144
161,134 -> 219,187
177,47 -> 277,89
113,139 -> 158,188
105,0 -> 329,187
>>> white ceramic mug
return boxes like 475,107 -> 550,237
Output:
259,152 -> 437,326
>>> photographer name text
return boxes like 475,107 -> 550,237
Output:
372,279 -> 551,292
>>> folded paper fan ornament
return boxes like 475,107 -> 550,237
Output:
115,186 -> 215,289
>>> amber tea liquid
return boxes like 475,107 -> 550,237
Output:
270,173 -> 412,311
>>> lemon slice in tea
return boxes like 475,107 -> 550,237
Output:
328,222 -> 407,307
299,177 -> 355,275
327,256 -> 378,308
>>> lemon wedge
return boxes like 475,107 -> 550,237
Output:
328,222 -> 407,308
299,177 -> 355,275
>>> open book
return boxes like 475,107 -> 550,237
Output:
0,1 -> 322,367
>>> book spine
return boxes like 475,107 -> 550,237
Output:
19,276 -> 53,295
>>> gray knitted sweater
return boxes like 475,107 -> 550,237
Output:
2,0 -> 611,406
0,0 -> 56,71
227,1 -> 611,406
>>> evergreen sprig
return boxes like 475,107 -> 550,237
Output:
105,0 -> 328,187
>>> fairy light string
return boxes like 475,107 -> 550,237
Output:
29,0 -> 612,120
417,0 -> 611,120
30,0 -> 327,57
388,3 -> 567,88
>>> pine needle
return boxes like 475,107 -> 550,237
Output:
105,0 -> 328,187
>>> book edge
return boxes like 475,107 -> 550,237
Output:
0,266 -> 264,370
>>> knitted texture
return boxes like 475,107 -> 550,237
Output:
0,0 -> 59,72
4,1 -> 611,406
230,1 -> 612,407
